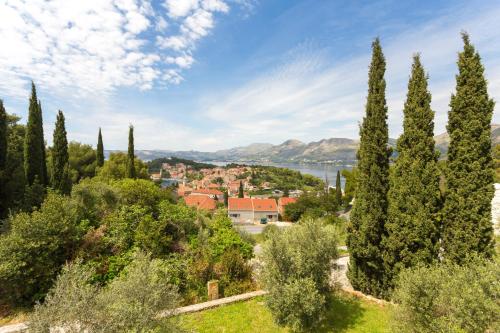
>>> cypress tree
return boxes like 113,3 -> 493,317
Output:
24,82 -> 44,186
382,55 -> 441,293
238,181 -> 244,198
335,170 -> 342,204
224,190 -> 229,207
0,100 -> 6,171
38,101 -> 48,186
96,127 -> 104,167
51,110 -> 71,194
126,125 -> 136,178
0,100 -> 7,217
347,38 -> 390,297
441,33 -> 495,263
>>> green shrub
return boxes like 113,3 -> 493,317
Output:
29,251 -> 183,333
0,193 -> 85,305
391,257 -> 500,333
260,219 -> 338,332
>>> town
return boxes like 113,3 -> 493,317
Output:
149,159 -> 303,223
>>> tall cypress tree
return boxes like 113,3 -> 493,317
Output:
238,181 -> 244,198
0,100 -> 7,217
442,33 -> 495,263
347,38 -> 390,297
38,101 -> 48,186
24,82 -> 44,186
382,55 -> 441,293
335,170 -> 342,204
96,127 -> 104,167
51,110 -> 71,194
126,125 -> 136,179
0,100 -> 7,172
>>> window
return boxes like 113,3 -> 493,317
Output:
230,213 -> 240,218
268,214 -> 275,219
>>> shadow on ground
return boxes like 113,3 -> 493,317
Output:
315,294 -> 366,333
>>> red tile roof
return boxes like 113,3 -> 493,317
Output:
252,198 -> 278,212
279,197 -> 297,207
184,195 -> 216,211
228,198 -> 253,211
192,188 -> 223,196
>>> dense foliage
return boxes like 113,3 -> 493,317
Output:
68,141 -> 97,183
284,190 -> 339,222
347,38 -> 390,297
382,55 -> 442,295
96,152 -> 149,180
148,156 -> 216,172
0,176 -> 255,308
441,34 -> 495,263
249,165 -> 323,192
260,219 -> 338,332
29,252 -> 184,333
391,257 -> 500,333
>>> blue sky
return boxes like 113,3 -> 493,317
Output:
0,0 -> 499,151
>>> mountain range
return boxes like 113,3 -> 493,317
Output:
106,124 -> 500,164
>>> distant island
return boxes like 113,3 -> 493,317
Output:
106,124 -> 500,164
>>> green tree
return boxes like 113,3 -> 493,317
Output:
0,193 -> 85,305
260,219 -> 338,332
223,190 -> 229,207
341,168 -> 357,207
127,125 -> 136,179
347,38 -> 390,297
68,141 -> 97,183
441,33 -> 495,263
335,170 -> 342,204
238,181 -> 244,198
24,82 -> 46,186
0,100 -> 6,173
0,100 -> 7,218
96,127 -> 104,167
97,152 -> 149,180
391,257 -> 499,333
2,115 -> 26,216
38,101 -> 48,186
51,110 -> 71,194
29,252 -> 183,333
382,55 -> 442,294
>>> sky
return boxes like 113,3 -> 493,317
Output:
0,0 -> 499,151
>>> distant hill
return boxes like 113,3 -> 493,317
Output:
106,124 -> 499,164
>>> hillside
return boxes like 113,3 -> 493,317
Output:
108,124 -> 499,163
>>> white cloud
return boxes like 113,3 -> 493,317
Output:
203,3 -> 500,146
0,0 -> 235,99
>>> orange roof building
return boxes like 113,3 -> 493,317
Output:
228,198 -> 278,224
184,195 -> 216,211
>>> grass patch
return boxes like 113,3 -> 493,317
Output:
179,292 -> 390,333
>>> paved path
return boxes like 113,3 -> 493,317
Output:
0,323 -> 27,333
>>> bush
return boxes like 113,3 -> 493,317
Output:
260,219 -> 338,332
29,251 -> 183,333
0,193 -> 84,305
391,257 -> 500,333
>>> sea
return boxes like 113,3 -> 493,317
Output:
204,161 -> 354,187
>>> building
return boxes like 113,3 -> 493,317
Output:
228,198 -> 278,224
191,188 -> 224,202
278,197 -> 297,216
184,194 -> 216,211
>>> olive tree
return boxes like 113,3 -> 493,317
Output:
29,251 -> 184,333
391,257 -> 500,333
260,219 -> 338,332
